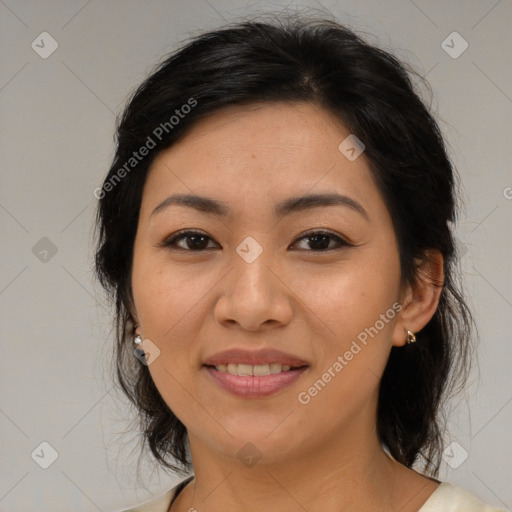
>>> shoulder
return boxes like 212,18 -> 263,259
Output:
121,476 -> 193,512
419,482 -> 505,512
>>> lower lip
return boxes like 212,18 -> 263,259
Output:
204,365 -> 308,398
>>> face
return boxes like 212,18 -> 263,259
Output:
130,101 -> 407,465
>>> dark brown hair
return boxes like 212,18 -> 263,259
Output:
94,14 -> 474,477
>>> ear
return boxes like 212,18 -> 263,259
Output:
126,297 -> 141,336
391,249 -> 444,347
126,313 -> 141,337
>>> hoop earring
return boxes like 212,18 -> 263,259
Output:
405,329 -> 416,345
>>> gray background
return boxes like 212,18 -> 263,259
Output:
1,0 -> 511,511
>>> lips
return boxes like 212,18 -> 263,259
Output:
204,365 -> 308,398
202,347 -> 309,398
203,347 -> 308,367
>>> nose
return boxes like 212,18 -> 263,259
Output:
213,239 -> 294,332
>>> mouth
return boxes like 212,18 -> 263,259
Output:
203,363 -> 309,398
206,362 -> 305,376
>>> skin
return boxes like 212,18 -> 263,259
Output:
130,102 -> 444,512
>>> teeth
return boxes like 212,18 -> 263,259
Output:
271,363 -> 288,374
214,363 -> 293,375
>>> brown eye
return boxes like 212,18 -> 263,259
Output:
160,229 -> 352,253
291,230 -> 352,252
161,230 -> 218,251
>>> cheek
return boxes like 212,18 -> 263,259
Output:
293,255 -> 401,402
131,257 -> 211,423
295,254 -> 401,340
131,251 -> 210,340
292,270 -> 400,430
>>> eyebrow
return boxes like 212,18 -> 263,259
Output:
150,192 -> 369,220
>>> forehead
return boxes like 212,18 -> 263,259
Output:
140,102 -> 380,220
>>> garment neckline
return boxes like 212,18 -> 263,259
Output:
168,475 -> 194,509
165,476 -> 445,511
417,482 -> 453,510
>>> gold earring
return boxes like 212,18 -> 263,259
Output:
405,329 -> 416,344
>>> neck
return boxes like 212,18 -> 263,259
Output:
171,423 -> 437,512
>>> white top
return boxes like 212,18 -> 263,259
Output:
121,478 -> 505,512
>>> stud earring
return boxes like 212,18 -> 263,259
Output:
133,333 -> 146,359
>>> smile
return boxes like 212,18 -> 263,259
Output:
203,364 -> 308,398
213,363 -> 298,375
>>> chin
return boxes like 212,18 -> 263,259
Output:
200,422 -> 302,464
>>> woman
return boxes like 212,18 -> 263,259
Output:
94,15 -> 503,512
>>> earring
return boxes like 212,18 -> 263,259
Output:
133,334 -> 146,359
405,329 -> 416,345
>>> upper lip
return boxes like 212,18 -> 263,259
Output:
203,348 -> 308,367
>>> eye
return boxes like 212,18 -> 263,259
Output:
160,229 -> 218,251
290,230 -> 352,252
159,229 -> 352,252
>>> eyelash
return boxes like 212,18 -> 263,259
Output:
159,229 -> 353,253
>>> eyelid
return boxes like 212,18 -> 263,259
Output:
158,229 -> 217,249
291,229 -> 353,250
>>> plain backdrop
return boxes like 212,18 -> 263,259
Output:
1,1 -> 511,511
